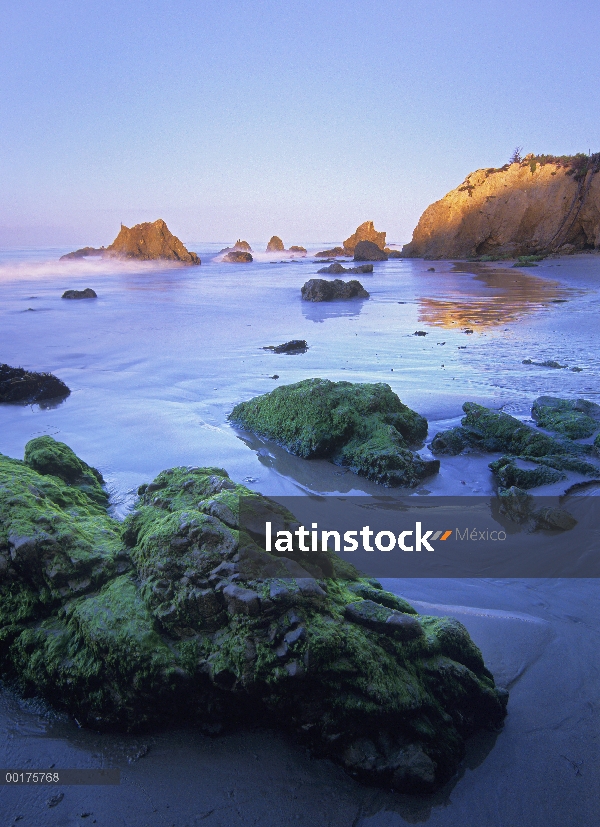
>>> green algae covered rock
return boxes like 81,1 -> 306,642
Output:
531,396 -> 600,440
229,379 -> 439,487
430,400 -> 600,491
0,438 -> 508,792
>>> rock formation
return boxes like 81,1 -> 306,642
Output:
229,379 -> 440,487
60,247 -> 104,260
353,241 -> 388,261
219,240 -> 253,254
0,436 -> 507,793
430,400 -> 600,491
343,221 -> 386,255
262,340 -> 309,354
266,236 -> 285,252
62,288 -> 97,299
317,263 -> 373,274
0,364 -> 70,404
223,251 -> 253,263
301,279 -> 369,302
265,238 -> 307,255
60,220 -> 200,265
402,154 -> 600,259
315,247 -> 345,258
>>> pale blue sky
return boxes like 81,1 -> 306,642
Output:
1,0 -> 598,246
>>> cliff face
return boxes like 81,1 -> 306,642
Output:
403,157 -> 600,259
343,221 -> 386,254
107,219 -> 200,264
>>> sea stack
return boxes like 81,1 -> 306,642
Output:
60,220 -> 200,265
402,153 -> 600,259
343,221 -> 386,255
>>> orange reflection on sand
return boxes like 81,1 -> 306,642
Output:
418,263 -> 571,329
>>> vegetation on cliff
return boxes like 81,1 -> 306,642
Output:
403,152 -> 600,259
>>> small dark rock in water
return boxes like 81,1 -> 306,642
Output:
263,340 -> 308,354
414,330 -> 428,336
223,251 -> 253,263
427,267 -> 435,271
385,248 -> 404,258
464,329 -> 474,334
317,262 -> 373,275
522,359 -> 567,369
315,247 -> 345,257
62,288 -> 97,299
353,240 -> 388,261
271,375 -> 279,379
301,279 -> 369,302
0,364 -> 70,404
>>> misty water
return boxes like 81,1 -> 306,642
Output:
1,245 -> 599,510
1,246 -> 600,827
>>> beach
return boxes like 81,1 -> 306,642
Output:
0,246 -> 599,825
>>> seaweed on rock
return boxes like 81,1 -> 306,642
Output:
0,438 -> 508,792
229,379 -> 439,487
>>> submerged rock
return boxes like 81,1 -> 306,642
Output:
0,364 -> 70,404
262,340 -> 309,354
60,220 -> 200,265
0,438 -> 506,792
317,263 -> 374,275
229,378 -> 440,486
353,241 -> 389,261
301,279 -> 369,302
62,288 -> 97,299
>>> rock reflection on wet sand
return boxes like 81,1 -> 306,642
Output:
418,263 -> 572,329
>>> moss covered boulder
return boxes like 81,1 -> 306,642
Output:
531,396 -> 600,440
0,438 -> 508,792
229,379 -> 439,487
431,401 -> 600,491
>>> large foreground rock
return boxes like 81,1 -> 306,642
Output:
0,437 -> 506,792
343,221 -> 386,255
60,220 -> 200,265
229,378 -> 440,486
0,364 -> 70,404
301,278 -> 369,301
402,154 -> 600,258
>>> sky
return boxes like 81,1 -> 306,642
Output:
1,0 -> 599,247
